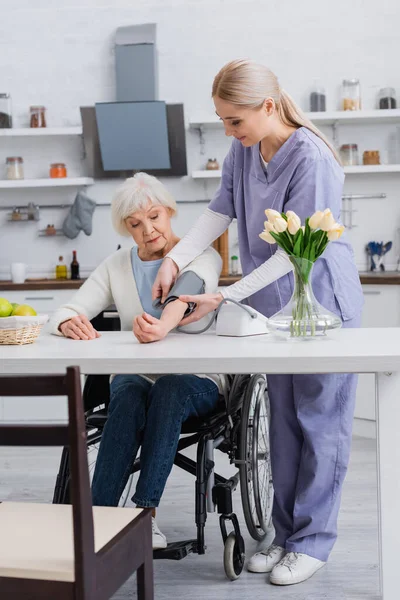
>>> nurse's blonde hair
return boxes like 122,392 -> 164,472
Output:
212,59 -> 340,164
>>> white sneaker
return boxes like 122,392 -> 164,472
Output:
152,518 -> 167,550
270,552 -> 325,585
247,544 -> 286,573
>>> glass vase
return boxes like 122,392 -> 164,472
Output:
267,257 -> 342,340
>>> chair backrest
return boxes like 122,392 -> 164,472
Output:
0,366 -> 95,593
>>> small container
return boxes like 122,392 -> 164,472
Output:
50,162 -> 67,178
0,93 -> 12,128
340,144 -> 359,166
11,208 -> 22,221
378,87 -> 397,109
341,79 -> 361,111
30,105 -> 47,128
363,150 -> 380,165
45,224 -> 56,236
6,157 -> 24,180
309,82 -> 326,112
206,158 -> 220,170
230,255 -> 239,275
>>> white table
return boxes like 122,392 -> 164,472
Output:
2,328 -> 400,599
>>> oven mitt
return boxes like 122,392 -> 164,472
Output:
152,270 -> 205,317
62,191 -> 96,239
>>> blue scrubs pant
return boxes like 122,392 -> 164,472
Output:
267,315 -> 361,561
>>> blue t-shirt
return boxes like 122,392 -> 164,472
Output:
131,247 -> 163,318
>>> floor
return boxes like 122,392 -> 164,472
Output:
0,435 -> 380,600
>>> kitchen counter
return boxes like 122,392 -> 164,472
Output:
1,270 -> 400,291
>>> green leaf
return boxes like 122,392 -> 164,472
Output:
293,228 -> 304,257
270,231 -> 290,254
309,242 -> 316,263
303,218 -> 311,248
303,242 -> 311,262
280,213 -> 288,221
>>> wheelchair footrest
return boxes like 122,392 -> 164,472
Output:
153,539 -> 199,560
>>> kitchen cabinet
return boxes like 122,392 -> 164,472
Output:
0,288 -> 72,422
355,285 -> 400,424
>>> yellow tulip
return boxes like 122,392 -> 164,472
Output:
264,209 -> 281,223
319,209 -> 336,232
327,223 -> 345,241
308,210 -> 324,230
287,213 -> 301,235
274,217 -> 288,233
259,230 -> 276,244
286,210 -> 300,221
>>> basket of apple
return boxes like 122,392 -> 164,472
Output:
0,298 -> 49,345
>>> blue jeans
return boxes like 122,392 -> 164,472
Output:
91,374 -> 220,508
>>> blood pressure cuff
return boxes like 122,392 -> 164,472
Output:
152,270 -> 205,317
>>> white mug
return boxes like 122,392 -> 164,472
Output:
10,262 -> 27,284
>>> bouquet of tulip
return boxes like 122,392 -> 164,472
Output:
259,208 -> 345,338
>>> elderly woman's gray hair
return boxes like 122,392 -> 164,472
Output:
111,172 -> 178,236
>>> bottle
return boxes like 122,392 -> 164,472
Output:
70,250 -> 80,280
230,255 -> 239,275
55,256 -> 67,280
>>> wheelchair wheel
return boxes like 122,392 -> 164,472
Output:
239,374 -> 273,541
223,532 -> 244,581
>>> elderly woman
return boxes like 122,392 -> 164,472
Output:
50,172 -> 224,549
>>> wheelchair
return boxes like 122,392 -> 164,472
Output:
53,372 -> 273,580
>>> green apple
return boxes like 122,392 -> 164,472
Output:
0,297 -> 13,317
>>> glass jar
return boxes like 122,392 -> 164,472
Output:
6,157 -> 24,180
0,93 -> 12,128
50,163 -> 67,178
309,82 -> 326,112
30,105 -> 47,128
363,150 -> 380,165
341,79 -> 361,111
378,87 -> 397,109
339,144 -> 359,166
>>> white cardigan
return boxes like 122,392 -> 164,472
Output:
50,246 -> 226,392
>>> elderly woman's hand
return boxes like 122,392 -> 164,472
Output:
152,257 -> 179,304
178,292 -> 224,326
59,315 -> 101,340
133,313 -> 169,344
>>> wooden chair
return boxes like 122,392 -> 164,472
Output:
0,366 -> 153,600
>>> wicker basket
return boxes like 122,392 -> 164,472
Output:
0,315 -> 49,345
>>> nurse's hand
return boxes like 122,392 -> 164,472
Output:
59,315 -> 101,340
178,292 -> 224,326
133,313 -> 168,343
152,257 -> 179,304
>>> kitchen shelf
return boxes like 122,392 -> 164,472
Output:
38,229 -> 64,237
192,165 -> 400,179
0,177 -> 94,189
189,109 -> 400,129
0,127 -> 83,137
192,170 -> 222,179
344,165 -> 400,174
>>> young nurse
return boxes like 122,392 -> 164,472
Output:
152,59 -> 364,586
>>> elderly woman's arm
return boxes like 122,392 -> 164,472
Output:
133,299 -> 189,343
49,261 -> 113,339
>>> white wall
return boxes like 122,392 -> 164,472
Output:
0,0 -> 399,278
